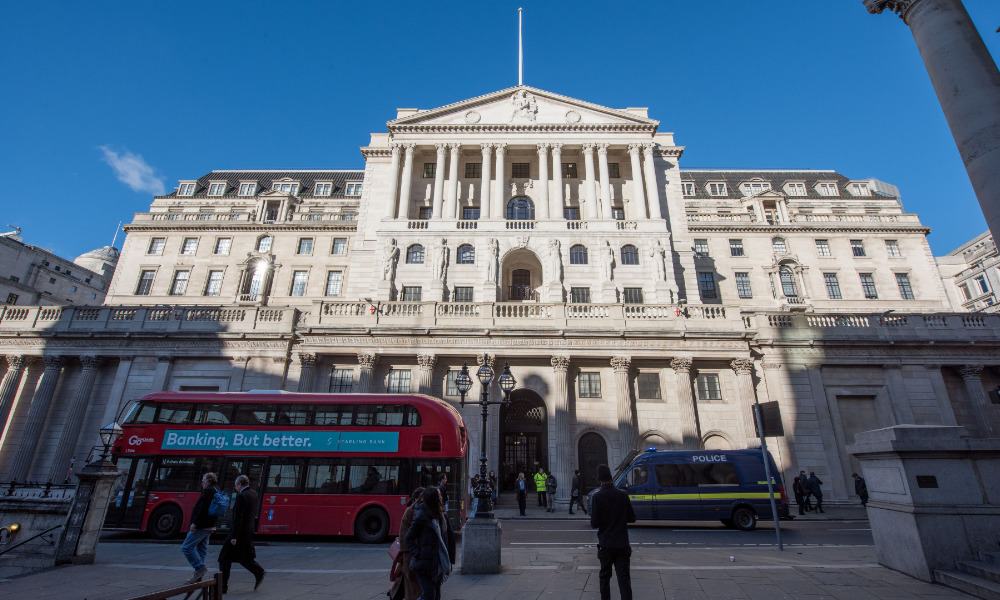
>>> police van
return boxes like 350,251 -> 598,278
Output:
593,448 -> 790,531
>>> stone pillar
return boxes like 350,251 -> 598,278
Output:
357,352 -> 377,393
95,357 -> 134,443
446,143 -> 461,219
387,144 -> 402,220
670,357 -> 700,448
493,143 -> 507,218
642,143 -> 663,220
731,358 -> 759,447
612,356 -> 637,460
0,355 -> 26,436
535,143 -> 550,220
479,144 -> 493,219
597,144 -> 612,220
627,144 -> 648,219
297,353 -> 317,393
884,365 -> 916,425
866,0 -> 1000,243
432,143 -> 447,219
550,355 -> 572,501
416,354 -> 436,395
925,364 -> 958,426
9,356 -> 63,481
228,356 -> 250,392
396,144 -> 415,219
582,144 -> 598,220
958,365 -> 994,435
550,143 -> 564,218
48,356 -> 101,483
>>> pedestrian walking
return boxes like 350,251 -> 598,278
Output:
799,470 -> 813,512
852,472 -> 869,507
792,476 -> 806,516
395,487 -> 424,600
589,464 -> 635,600
181,472 -> 222,583
516,472 -> 527,516
405,487 -> 453,600
546,472 -> 558,512
569,469 -> 588,515
438,474 -> 450,513
533,466 -> 548,508
808,471 -> 825,513
218,475 -> 265,594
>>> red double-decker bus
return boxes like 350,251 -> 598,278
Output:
104,391 -> 467,542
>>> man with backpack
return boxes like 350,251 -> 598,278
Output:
182,472 -> 225,583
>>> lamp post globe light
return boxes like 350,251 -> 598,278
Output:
457,356 -> 516,519
97,421 -> 123,464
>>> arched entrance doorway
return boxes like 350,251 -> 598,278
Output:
499,389 -> 547,490
501,248 -> 542,302
576,432 -> 609,494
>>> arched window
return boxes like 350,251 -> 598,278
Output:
620,244 -> 639,265
771,237 -> 787,254
569,244 -> 588,265
406,244 -> 425,264
456,244 -> 475,264
242,259 -> 271,301
779,265 -> 798,297
256,235 -> 273,253
506,196 -> 535,220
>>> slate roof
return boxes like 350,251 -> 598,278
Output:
679,170 -> 896,200
164,170 -> 364,199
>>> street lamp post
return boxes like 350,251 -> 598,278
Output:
456,356 -> 516,518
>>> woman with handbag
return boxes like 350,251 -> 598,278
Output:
404,487 -> 452,600
389,487 -> 424,600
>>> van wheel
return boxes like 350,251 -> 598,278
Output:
720,518 -> 734,528
732,507 -> 757,531
355,507 -> 389,543
148,505 -> 182,540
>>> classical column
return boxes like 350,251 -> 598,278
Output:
670,357 -> 700,448
958,365 -> 994,435
627,144 -> 648,219
642,144 -> 663,220
396,144 -> 416,219
432,143 -> 447,219
612,356 -> 637,458
493,143 -> 507,218
387,144 -> 402,219
0,355 -> 26,436
297,353 -> 317,393
867,0 -> 1000,243
550,143 -> 564,218
731,358 -> 759,447
48,356 -> 101,482
582,144 -> 598,220
447,143 -> 461,219
549,355 -> 572,501
9,356 -> 63,481
597,144 -> 612,220
479,144 -> 493,219
357,352 -> 377,393
416,354 -> 436,395
535,143 -> 550,220
228,356 -> 250,392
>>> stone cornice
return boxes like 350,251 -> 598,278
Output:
657,146 -> 685,158
687,223 -> 930,234
387,123 -> 657,134
124,223 -> 358,233
361,147 -> 392,159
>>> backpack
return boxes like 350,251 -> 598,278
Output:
208,490 -> 230,517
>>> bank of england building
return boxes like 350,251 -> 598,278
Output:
1,85 -> 998,504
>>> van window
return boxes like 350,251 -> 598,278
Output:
628,465 -> 648,487
695,463 -> 739,485
655,463 -> 698,487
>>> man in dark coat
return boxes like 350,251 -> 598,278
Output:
218,475 -> 265,593
807,472 -> 824,513
181,472 -> 219,583
589,464 -> 635,600
852,472 -> 869,507
569,469 -> 587,515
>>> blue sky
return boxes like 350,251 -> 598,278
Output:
2,1 -> 998,258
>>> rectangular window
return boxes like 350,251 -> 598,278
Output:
850,239 -> 866,257
772,238 -> 787,254
815,239 -> 831,257
562,163 -> 578,178
418,207 -> 432,220
697,272 -> 717,299
570,287 -> 591,303
213,237 -> 231,255
696,373 -> 722,401
153,457 -> 217,492
849,182 -> 871,197
976,274 -> 990,294
297,238 -> 314,255
611,207 -> 625,220
169,270 -> 190,295
135,270 -> 155,295
735,272 -> 753,299
345,182 -> 363,197
265,459 -> 303,493
204,270 -> 224,296
452,286 -> 473,302
817,182 -> 838,196
729,239 -> 745,257
387,369 -> 411,393
181,237 -> 198,255
742,181 -> 771,196
511,163 -> 530,179
563,207 -> 580,220
464,163 -> 481,179
422,163 -> 436,178
708,182 -> 727,196
824,273 -> 843,299
694,239 -> 710,257
623,287 -> 644,304
608,163 -> 621,178
682,182 -> 696,196
325,271 -> 343,296
401,286 -> 422,302
331,238 -> 348,255
207,182 -> 226,197
6,293 -> 17,305
177,182 -> 196,196
860,273 -> 878,299
446,370 -> 460,397
272,182 -> 299,194
147,237 -> 165,255
304,459 -> 347,494
637,373 -> 661,400
960,282 -> 972,301
238,182 -> 257,196
330,368 -> 353,393
885,239 -> 901,258
895,273 -> 915,300
462,207 -> 481,220
314,182 -> 333,197
786,182 -> 807,196
578,372 -> 602,398
347,461 -> 399,495
290,270 -> 309,297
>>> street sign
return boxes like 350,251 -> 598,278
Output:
753,401 -> 784,437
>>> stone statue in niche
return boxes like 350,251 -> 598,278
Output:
602,240 -> 615,281
648,239 -> 667,282
433,238 -> 449,282
547,239 -> 562,283
486,238 -> 499,283
382,238 -> 400,282
511,90 -> 538,122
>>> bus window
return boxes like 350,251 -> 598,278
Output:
356,404 -> 406,426
266,459 -> 304,492
153,457 -> 220,491
233,404 -> 276,425
304,459 -> 348,493
695,463 -> 739,486
348,461 -> 400,494
275,405 -> 310,425
314,405 -> 353,426
130,403 -> 157,424
156,403 -> 193,424
405,406 -> 421,426
192,404 -> 234,425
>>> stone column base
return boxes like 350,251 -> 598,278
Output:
460,517 -> 502,574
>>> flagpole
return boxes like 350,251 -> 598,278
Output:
518,7 -> 523,86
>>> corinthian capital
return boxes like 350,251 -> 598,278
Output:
959,364 -> 984,380
416,353 -> 437,369
435,143 -> 448,153
79,355 -> 102,370
5,355 -> 25,370
298,353 -> 317,368
670,357 -> 692,373
42,355 -> 64,369
448,142 -> 462,152
476,353 -> 495,368
402,143 -> 416,155
536,143 -> 550,155
731,358 -> 754,376
864,0 -> 921,20
610,356 -> 631,373
494,143 -> 508,153
480,143 -> 494,155
357,352 -> 377,369
642,142 -> 656,157
550,142 -> 563,155
581,143 -> 596,153
627,143 -> 643,155
597,143 -> 610,157
550,354 -> 570,372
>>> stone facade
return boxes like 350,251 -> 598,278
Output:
937,231 -> 999,312
0,85 -> 998,505
0,234 -> 117,307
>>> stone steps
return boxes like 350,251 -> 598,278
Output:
962,561 -> 1000,585
937,569 -> 1000,600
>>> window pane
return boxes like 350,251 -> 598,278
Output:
735,272 -> 753,299
401,286 -> 421,301
387,370 -> 411,393
697,272 -> 717,299
314,404 -> 353,425
824,273 -> 842,299
464,163 -> 481,179
511,163 -> 530,178
860,273 -> 878,299
453,286 -> 473,302
696,374 -> 721,401
457,245 -> 475,264
562,163 -> 578,178
348,461 -> 400,494
406,245 -> 424,264
330,368 -> 353,393
563,207 -> 580,220
290,271 -> 308,296
325,271 -> 343,296
332,238 -> 348,255
570,245 -> 588,264
462,207 -> 480,220
816,239 -> 831,257
297,238 -> 314,254
153,457 -> 218,492
446,371 -> 459,397
637,373 -> 661,400
570,287 -> 591,303
192,404 -> 233,425
729,239 -> 744,257
895,273 -> 914,300
155,403 -> 192,424
304,459 -> 348,493
851,240 -> 866,257
623,287 -> 643,304
620,245 -> 639,265
266,459 -> 303,492
694,239 -> 709,256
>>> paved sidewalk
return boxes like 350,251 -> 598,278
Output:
493,499 -> 869,522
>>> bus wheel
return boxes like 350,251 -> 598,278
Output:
355,507 -> 389,543
732,507 -> 757,531
148,505 -> 182,540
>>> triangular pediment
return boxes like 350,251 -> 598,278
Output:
388,85 -> 658,130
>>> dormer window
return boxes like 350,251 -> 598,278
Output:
785,182 -> 807,197
345,182 -> 363,197
740,180 -> 771,197
207,182 -> 226,197
682,182 -> 696,197
238,181 -> 258,196
314,182 -> 333,197
707,182 -> 727,197
272,181 -> 299,195
848,182 -> 871,197
816,182 -> 838,197
177,182 -> 196,196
